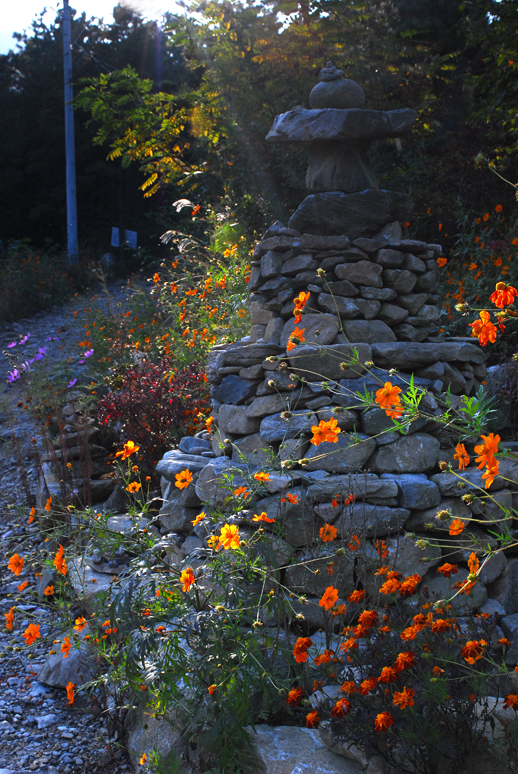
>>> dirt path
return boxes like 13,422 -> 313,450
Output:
0,281 -> 135,774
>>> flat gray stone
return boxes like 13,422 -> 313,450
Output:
405,496 -> 472,531
369,433 -> 440,473
232,433 -> 273,466
38,639 -> 98,689
420,567 -> 487,612
342,319 -> 397,343
380,473 -> 441,509
251,725 -> 366,773
281,253 -> 317,275
280,313 -> 339,347
398,292 -> 430,315
431,469 -> 505,495
178,437 -> 211,455
360,285 -> 397,300
261,250 -> 284,278
378,303 -> 409,326
288,342 -> 372,380
335,260 -> 383,288
304,432 -> 377,473
218,404 -> 261,435
220,342 -> 284,367
307,142 -> 378,193
266,106 -> 417,143
211,375 -> 258,405
195,457 -> 252,509
285,551 -> 356,598
156,451 -> 208,483
288,189 -> 414,239
325,279 -> 360,297
255,487 -> 322,547
308,473 -> 397,502
317,292 -> 362,318
260,411 -> 317,443
337,368 -> 431,409
382,269 -> 417,294
326,502 -> 409,537
371,341 -> 486,368
376,248 -> 405,268
246,389 -> 313,418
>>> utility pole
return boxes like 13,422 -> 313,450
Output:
63,0 -> 78,262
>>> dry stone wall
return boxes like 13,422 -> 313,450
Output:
153,63 -> 518,664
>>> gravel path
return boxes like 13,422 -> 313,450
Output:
0,283 -> 135,774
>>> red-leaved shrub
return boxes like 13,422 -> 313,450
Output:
95,357 -> 209,471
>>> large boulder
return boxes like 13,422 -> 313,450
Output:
368,434 -> 440,473
304,433 -> 377,473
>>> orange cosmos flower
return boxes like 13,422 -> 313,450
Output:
285,493 -> 298,504
254,472 -> 270,482
375,382 -> 403,418
358,678 -> 378,695
482,459 -> 499,489
126,481 -> 141,493
286,326 -> 305,352
61,636 -> 72,658
358,610 -> 378,628
180,567 -> 195,592
399,573 -> 421,598
393,686 -> 415,709
293,291 -> 310,323
252,512 -> 275,523
437,563 -> 458,578
28,507 -> 36,524
348,535 -> 361,552
53,545 -> 67,575
208,684 -> 216,695
454,443 -> 470,471
305,710 -> 320,728
433,666 -> 445,676
311,418 -> 341,445
504,694 -> 518,710
233,486 -> 248,497
66,681 -> 75,705
490,282 -> 518,308
153,273 -> 160,283
340,680 -> 357,694
400,625 -> 420,641
314,649 -> 334,665
218,524 -> 240,550
44,497 -> 52,512
468,552 -> 480,576
175,469 -> 193,489
436,256 -> 447,267
380,577 -> 400,595
348,589 -> 366,604
499,638 -> 512,647
293,636 -> 313,663
375,711 -> 394,732
319,523 -> 337,542
115,440 -> 140,459
461,639 -> 487,664
286,686 -> 304,706
394,651 -> 415,672
74,616 -> 87,632
431,619 -> 452,634
379,666 -> 398,684
319,586 -> 339,610
8,554 -> 23,576
474,433 -> 500,469
469,310 -> 498,346
5,608 -> 14,631
449,518 -> 466,536
23,623 -> 41,646
331,698 -> 351,718
17,580 -> 28,592
192,512 -> 206,526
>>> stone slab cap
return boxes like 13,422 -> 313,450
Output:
289,189 -> 413,238
266,106 -> 417,144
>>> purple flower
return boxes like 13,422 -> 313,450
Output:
67,379 -> 77,389
83,349 -> 94,358
19,334 -> 30,345
7,342 -> 16,349
7,369 -> 20,383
